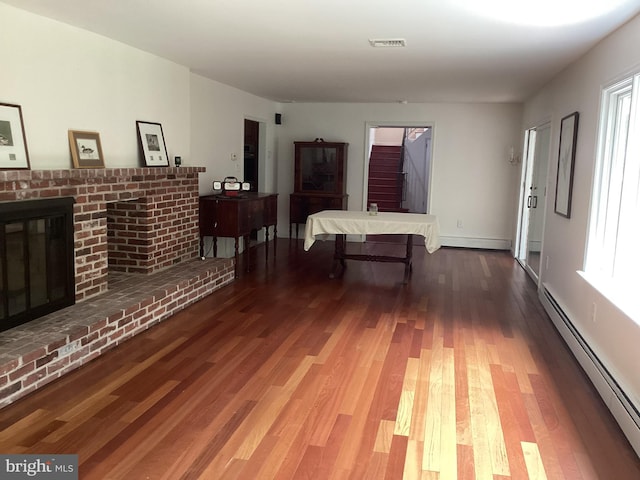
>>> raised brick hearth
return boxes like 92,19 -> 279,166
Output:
0,258 -> 234,407
0,167 -> 236,407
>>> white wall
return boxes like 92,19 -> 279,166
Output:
190,74 -> 281,258
189,74 -> 280,197
0,3 -> 283,259
0,3 -> 284,258
373,127 -> 404,145
523,14 -> 640,429
0,3 -> 191,168
278,102 -> 523,248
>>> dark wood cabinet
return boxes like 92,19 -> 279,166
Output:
264,193 -> 278,230
294,139 -> 348,194
289,193 -> 348,238
199,193 -> 278,276
290,139 -> 348,237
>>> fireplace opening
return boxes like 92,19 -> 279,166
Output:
0,197 -> 75,332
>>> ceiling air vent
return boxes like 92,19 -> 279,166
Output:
369,38 -> 407,48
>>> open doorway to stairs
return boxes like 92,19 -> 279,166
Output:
365,123 -> 434,243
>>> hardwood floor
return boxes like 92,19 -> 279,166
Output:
1,240 -> 639,479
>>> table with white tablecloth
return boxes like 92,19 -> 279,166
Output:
304,210 -> 441,283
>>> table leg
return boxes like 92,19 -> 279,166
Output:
330,234 -> 347,278
233,237 -> 239,277
213,237 -> 218,258
265,226 -> 269,262
403,234 -> 413,284
244,234 -> 251,272
273,225 -> 277,257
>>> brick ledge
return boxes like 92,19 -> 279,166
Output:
0,166 -> 205,182
0,257 -> 234,408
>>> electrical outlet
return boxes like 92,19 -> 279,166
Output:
591,302 -> 597,323
456,219 -> 463,228
59,340 -> 80,356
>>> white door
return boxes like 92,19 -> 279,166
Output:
516,123 -> 550,281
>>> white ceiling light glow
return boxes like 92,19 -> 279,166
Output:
455,0 -> 630,27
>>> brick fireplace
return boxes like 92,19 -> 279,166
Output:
0,167 -> 208,301
0,167 -> 235,407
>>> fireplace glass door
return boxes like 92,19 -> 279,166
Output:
1,198 -> 75,331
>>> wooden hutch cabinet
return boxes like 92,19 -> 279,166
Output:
290,139 -> 348,238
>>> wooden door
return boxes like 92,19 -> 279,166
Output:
244,119 -> 259,192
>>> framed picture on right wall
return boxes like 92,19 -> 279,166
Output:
554,111 -> 579,218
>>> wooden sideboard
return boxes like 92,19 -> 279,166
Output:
199,193 -> 278,276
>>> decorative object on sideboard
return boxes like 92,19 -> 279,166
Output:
0,102 -> 30,170
68,130 -> 105,168
136,120 -> 169,167
212,176 -> 251,197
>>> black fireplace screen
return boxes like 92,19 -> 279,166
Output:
0,198 -> 75,332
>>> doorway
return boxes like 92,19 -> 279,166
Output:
365,125 -> 433,214
243,119 -> 262,243
516,122 -> 550,281
244,119 -> 259,192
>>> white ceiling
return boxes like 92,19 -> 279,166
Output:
5,0 -> 640,103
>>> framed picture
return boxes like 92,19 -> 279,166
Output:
554,111 -> 579,218
68,130 -> 105,168
136,121 -> 169,167
0,102 -> 30,170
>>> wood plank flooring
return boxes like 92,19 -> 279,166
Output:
1,240 -> 639,479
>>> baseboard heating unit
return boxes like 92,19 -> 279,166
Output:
540,286 -> 640,456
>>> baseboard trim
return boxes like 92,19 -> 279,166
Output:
540,285 -> 640,457
439,236 -> 511,250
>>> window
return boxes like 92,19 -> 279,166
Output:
585,72 -> 640,317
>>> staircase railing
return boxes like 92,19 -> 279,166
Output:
399,135 -> 407,204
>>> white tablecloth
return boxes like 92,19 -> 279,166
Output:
304,210 -> 441,253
